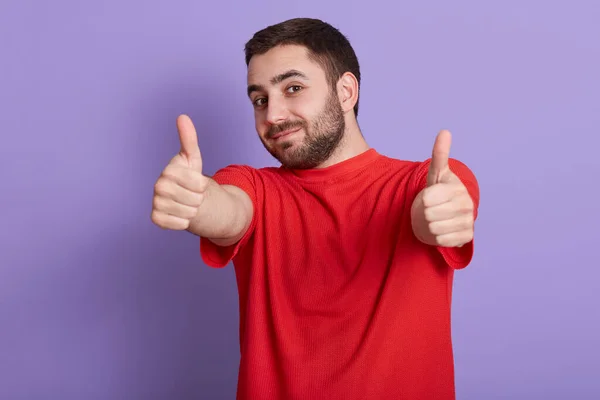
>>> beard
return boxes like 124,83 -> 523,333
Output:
262,90 -> 346,169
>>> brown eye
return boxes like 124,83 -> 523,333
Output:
253,98 -> 267,107
286,85 -> 302,93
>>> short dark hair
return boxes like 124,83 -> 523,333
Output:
244,18 -> 361,116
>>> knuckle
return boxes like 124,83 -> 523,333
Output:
461,195 -> 474,211
423,207 -> 435,222
192,193 -> 204,207
465,215 -> 474,227
435,235 -> 446,247
163,164 -> 183,180
465,229 -> 474,242
151,210 -> 189,231
161,164 -> 175,178
422,194 -> 433,208
179,220 -> 190,230
428,221 -> 439,235
152,195 -> 163,210
154,180 -> 168,195
197,176 -> 209,192
185,206 -> 198,219
460,217 -> 470,230
188,173 -> 205,193
151,211 -> 167,228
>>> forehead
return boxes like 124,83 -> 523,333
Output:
247,45 -> 326,85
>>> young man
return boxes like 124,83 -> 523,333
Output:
151,18 -> 480,400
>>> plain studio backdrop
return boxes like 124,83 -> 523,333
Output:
1,0 -> 598,399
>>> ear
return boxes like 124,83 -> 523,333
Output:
337,72 -> 359,114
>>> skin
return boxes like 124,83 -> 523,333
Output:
246,44 -> 369,169
411,130 -> 475,247
151,44 -> 474,249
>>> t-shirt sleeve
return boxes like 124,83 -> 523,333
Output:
199,164 -> 259,268
409,158 -> 480,270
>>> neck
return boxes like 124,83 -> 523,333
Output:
317,117 -> 370,168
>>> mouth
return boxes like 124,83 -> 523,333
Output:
271,127 -> 301,140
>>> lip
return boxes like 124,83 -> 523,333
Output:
271,127 -> 301,140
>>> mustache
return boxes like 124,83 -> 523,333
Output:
266,120 -> 306,139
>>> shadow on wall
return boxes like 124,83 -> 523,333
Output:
127,69 -> 248,399
28,225 -> 239,400
56,71 -> 248,399
0,69 -> 250,400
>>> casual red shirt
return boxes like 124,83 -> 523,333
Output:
200,148 -> 480,400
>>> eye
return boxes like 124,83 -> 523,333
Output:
253,97 -> 267,107
286,85 -> 303,94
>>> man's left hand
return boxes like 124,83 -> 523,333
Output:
411,130 -> 475,247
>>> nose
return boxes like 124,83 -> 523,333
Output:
265,97 -> 288,125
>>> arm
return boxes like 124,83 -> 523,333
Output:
197,165 -> 259,268
187,180 -> 253,247
410,130 -> 476,248
151,114 -> 253,248
409,130 -> 480,270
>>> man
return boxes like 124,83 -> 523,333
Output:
151,17 -> 480,400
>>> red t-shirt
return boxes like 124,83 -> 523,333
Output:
200,148 -> 480,400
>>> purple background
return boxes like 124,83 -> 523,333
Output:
1,0 -> 598,399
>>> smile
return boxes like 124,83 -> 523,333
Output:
271,127 -> 301,140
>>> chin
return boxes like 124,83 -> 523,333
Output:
272,148 -> 299,167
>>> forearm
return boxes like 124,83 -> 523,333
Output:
187,179 -> 252,245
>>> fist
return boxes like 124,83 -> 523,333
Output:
412,130 -> 475,247
151,115 -> 209,230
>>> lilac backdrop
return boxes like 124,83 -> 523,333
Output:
1,0 -> 598,399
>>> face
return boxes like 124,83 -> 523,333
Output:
247,45 -> 346,169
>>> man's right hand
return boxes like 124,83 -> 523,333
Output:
151,114 -> 209,231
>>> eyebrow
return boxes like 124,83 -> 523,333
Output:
247,69 -> 309,98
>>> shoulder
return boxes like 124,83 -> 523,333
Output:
371,153 -> 425,184
377,154 -> 420,171
378,151 -> 476,175
373,153 -> 478,197
209,163 -> 293,189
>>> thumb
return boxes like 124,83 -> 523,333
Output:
427,129 -> 452,186
177,114 -> 203,171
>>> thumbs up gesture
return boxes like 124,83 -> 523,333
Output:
411,130 -> 475,247
151,115 -> 210,230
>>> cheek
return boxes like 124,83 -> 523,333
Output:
297,98 -> 326,121
290,98 -> 312,115
253,112 -> 267,132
